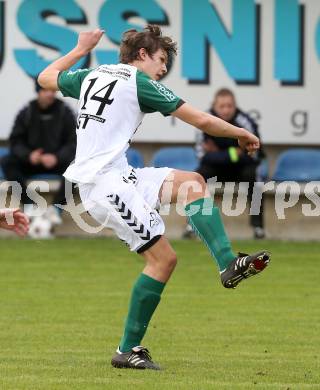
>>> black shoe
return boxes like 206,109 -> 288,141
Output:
221,251 -> 271,289
111,346 -> 161,370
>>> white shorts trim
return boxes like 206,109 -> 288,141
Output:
79,164 -> 172,252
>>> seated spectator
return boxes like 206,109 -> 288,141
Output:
195,88 -> 266,239
1,80 -> 76,229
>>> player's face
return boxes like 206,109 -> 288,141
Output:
37,89 -> 56,109
141,48 -> 168,80
213,95 -> 236,122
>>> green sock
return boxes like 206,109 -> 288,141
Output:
119,273 -> 165,353
185,197 -> 236,272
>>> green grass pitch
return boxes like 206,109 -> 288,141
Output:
0,238 -> 319,389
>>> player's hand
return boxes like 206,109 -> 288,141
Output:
29,148 -> 43,165
76,29 -> 105,55
0,208 -> 29,237
41,153 -> 58,169
238,129 -> 260,156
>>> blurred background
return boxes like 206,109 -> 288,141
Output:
0,0 -> 319,240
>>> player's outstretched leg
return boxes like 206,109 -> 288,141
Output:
163,170 -> 270,288
185,196 -> 271,288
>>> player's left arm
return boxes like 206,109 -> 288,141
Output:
172,102 -> 260,155
38,29 -> 104,90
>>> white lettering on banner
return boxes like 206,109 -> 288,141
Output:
149,80 -> 176,102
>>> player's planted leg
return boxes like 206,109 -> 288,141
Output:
112,273 -> 165,369
112,237 -> 177,370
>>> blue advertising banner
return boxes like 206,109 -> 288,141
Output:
0,0 -> 319,143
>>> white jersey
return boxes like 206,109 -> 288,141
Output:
58,63 -> 183,183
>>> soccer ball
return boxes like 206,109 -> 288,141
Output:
28,216 -> 53,239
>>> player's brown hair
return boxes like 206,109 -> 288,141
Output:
119,24 -> 177,64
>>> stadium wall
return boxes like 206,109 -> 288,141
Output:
0,0 -> 319,145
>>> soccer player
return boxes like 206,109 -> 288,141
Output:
38,26 -> 270,370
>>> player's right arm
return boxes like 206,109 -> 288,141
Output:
38,29 -> 104,91
172,103 -> 260,155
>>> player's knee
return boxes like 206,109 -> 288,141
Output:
167,252 -> 178,270
186,172 -> 207,201
162,251 -> 177,273
192,172 -> 206,188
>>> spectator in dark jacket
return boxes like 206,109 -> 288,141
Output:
1,80 -> 76,224
196,88 -> 266,239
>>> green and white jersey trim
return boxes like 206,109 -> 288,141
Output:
136,71 -> 181,116
58,64 -> 183,184
58,68 -> 93,99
